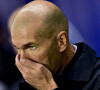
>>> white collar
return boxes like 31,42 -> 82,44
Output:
72,44 -> 77,54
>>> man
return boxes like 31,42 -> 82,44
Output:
10,0 -> 100,90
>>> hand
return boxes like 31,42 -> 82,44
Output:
15,54 -> 58,90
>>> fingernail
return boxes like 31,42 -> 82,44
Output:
17,54 -> 21,60
15,54 -> 18,64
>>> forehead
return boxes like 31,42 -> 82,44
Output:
11,21 -> 44,48
10,10 -> 47,47
11,22 -> 39,38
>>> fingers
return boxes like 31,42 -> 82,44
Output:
15,54 -> 35,78
15,54 -> 42,72
15,54 -> 56,89
15,54 -> 27,74
15,54 -> 43,82
15,54 -> 47,76
15,54 -> 20,62
20,58 -> 43,70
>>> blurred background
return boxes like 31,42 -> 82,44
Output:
0,0 -> 100,90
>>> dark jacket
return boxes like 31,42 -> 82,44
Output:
19,42 -> 100,90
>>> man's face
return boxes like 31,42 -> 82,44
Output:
11,21 -> 61,74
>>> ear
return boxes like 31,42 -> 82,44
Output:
57,31 -> 68,52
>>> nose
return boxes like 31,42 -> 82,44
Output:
18,49 -> 26,59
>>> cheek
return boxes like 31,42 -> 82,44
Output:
26,50 -> 48,63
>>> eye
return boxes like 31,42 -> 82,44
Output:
29,46 -> 37,50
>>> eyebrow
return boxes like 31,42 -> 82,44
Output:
22,42 -> 37,49
12,42 -> 37,49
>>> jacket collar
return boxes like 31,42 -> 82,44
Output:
55,42 -> 97,82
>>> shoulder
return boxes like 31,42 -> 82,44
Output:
93,57 -> 100,78
91,58 -> 100,90
84,57 -> 100,90
94,57 -> 100,75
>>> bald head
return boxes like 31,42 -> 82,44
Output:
11,0 -> 68,39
